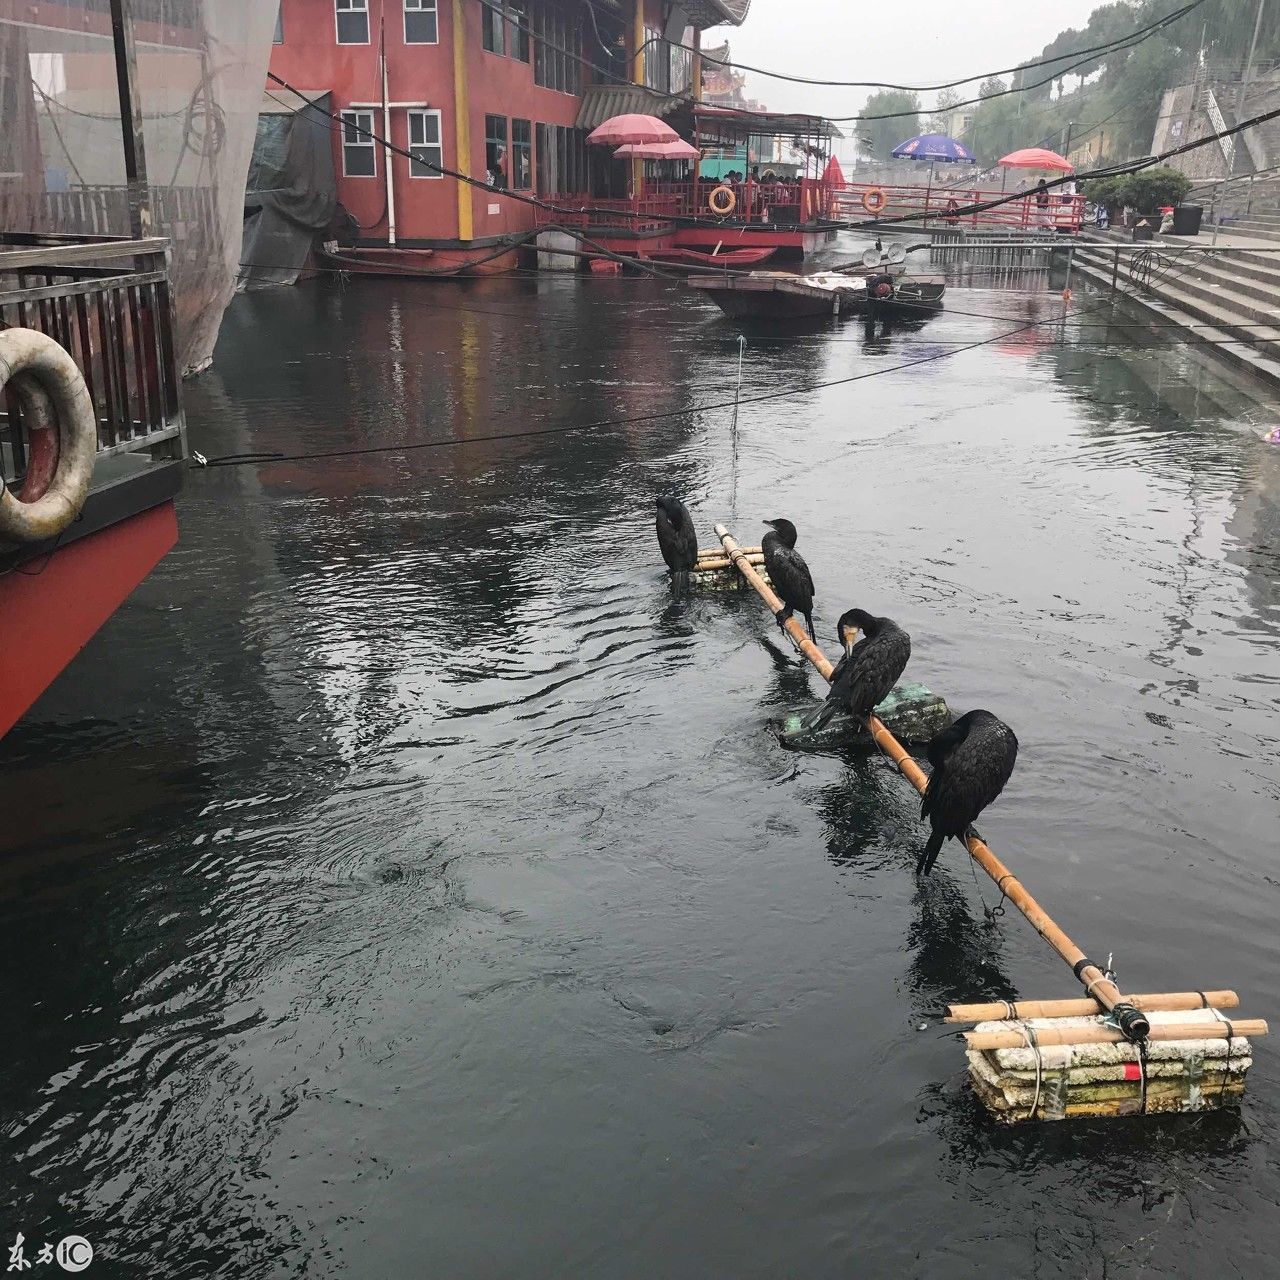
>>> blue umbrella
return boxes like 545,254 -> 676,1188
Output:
890,133 -> 975,162
890,134 -> 975,222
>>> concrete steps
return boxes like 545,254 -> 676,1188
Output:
1071,236 -> 1280,389
1073,258 -> 1280,390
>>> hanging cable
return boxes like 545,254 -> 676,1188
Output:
264,71 -> 1280,236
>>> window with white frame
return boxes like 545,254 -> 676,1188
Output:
336,0 -> 369,44
341,109 -> 376,176
404,0 -> 438,43
408,110 -> 443,178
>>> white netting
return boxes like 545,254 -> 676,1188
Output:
0,0 -> 277,374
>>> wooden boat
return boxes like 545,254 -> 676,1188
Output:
687,270 -> 865,319
688,270 -> 945,321
316,245 -> 438,276
641,246 -> 777,271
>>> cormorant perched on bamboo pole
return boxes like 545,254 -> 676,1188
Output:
761,518 -> 816,642
918,710 -> 1019,876
803,608 -> 911,731
655,496 -> 697,577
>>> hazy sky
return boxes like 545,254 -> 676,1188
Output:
721,0 -> 1106,121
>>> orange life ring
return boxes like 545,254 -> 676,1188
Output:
708,184 -> 736,217
862,187 -> 887,215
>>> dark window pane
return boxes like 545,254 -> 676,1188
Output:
482,2 -> 505,54
405,7 -> 437,42
337,9 -> 369,42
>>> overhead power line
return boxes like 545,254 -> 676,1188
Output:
469,0 -> 1200,126
265,71 -> 1280,237
670,0 -> 1206,93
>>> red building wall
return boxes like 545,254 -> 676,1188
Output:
270,0 -> 593,246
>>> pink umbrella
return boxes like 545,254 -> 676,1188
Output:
999,147 -> 1073,172
614,139 -> 700,160
587,114 -> 680,146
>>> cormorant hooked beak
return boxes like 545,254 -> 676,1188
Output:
840,623 -> 860,655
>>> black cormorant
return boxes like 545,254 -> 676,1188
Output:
761,518 -> 816,642
918,710 -> 1019,876
804,608 -> 911,730
655,496 -> 697,575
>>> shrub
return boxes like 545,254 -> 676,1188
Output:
1083,166 -> 1193,213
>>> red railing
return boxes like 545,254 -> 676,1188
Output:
834,182 -> 1085,231
533,178 -> 839,230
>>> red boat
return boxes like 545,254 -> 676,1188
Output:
640,246 -> 776,271
0,0 -> 260,740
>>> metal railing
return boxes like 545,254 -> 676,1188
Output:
0,234 -> 185,480
533,179 -> 839,230
835,182 -> 1086,231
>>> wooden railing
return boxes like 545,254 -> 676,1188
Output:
0,235 -> 185,477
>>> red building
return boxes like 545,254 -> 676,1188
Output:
268,0 -> 752,271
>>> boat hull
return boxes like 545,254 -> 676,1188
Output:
0,499 -> 179,737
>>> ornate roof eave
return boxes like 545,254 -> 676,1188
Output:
684,0 -> 751,31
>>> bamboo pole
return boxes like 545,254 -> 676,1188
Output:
946,991 -> 1240,1024
714,525 -> 836,678
714,521 -> 1144,1038
967,1019 -> 1268,1052
698,545 -> 761,560
693,553 -> 765,572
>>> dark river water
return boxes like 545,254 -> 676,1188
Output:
3,244 -> 1280,1278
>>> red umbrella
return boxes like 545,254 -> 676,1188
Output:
822,154 -> 846,185
999,147 -> 1073,172
587,114 -> 679,146
614,139 -> 700,160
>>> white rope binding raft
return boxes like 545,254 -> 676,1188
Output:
1210,1006 -> 1237,1104
1019,1022 -> 1044,1122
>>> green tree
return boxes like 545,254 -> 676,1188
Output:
858,89 -> 921,159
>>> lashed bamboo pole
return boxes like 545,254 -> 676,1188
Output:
698,545 -> 761,560
694,552 -> 766,572
947,991 -> 1240,1024
713,523 -> 1169,1040
967,1019 -> 1267,1052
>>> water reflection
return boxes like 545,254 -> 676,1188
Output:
2,270 -> 1278,1277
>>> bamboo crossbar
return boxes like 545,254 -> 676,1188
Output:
698,545 -> 761,560
713,522 -> 1162,1030
966,1019 -> 1268,1051
693,554 -> 765,572
947,991 -> 1240,1023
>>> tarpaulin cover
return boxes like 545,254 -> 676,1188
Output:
239,95 -> 337,292
0,0 -> 278,373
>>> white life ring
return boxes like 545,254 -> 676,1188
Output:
0,328 -> 96,544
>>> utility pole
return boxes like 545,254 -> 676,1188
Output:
1063,120 -> 1075,160
108,0 -> 151,237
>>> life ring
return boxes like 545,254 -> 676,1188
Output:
0,328 -> 96,544
862,187 -> 887,215
708,184 -> 737,217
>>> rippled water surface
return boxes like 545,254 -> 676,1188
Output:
3,246 -> 1280,1278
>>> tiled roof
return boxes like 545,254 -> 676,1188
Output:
684,0 -> 751,30
575,84 -> 689,130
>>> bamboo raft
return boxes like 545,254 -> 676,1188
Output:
704,522 -> 1266,1123
691,545 -> 950,746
